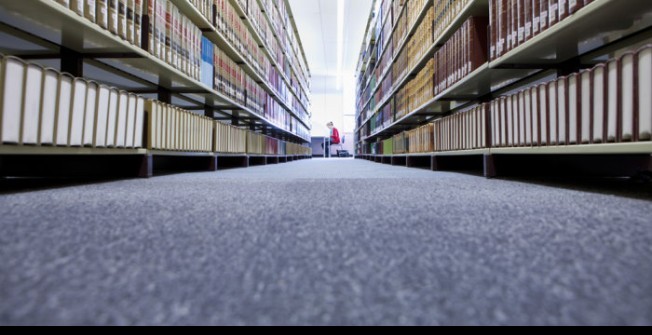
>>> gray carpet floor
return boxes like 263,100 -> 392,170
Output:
1,158 -> 651,325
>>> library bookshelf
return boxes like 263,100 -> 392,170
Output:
0,0 -> 312,178
355,0 -> 652,178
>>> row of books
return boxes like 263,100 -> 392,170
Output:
392,131 -> 408,154
190,0 -> 310,123
408,0 -> 430,28
0,55 -> 146,148
146,99 -> 214,152
433,104 -> 489,152
490,0 -> 595,60
259,0 -> 310,93
393,6 -> 408,59
369,44 -> 652,154
490,46 -> 652,148
407,58 -> 436,113
407,6 -> 435,70
215,121 -> 248,153
53,3 -> 309,135
0,54 -> 311,154
55,0 -> 144,47
54,0 -> 203,81
434,16 -> 488,96
407,123 -> 435,153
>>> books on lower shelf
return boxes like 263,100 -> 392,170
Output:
0,55 -> 145,148
407,123 -> 434,153
433,104 -> 489,152
214,121 -> 247,154
145,99 -> 213,152
490,46 -> 652,147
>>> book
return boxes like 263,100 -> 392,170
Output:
127,0 -> 135,44
106,88 -> 119,147
557,76 -> 567,144
134,96 -> 145,148
1,57 -> 26,144
71,0 -> 85,16
85,0 -> 97,23
568,0 -> 583,14
116,90 -> 128,147
531,86 -> 540,146
94,84 -> 110,147
135,0 -> 143,47
532,0 -> 541,36
525,87 -> 532,145
540,0 -> 549,31
567,73 -> 579,144
547,79 -> 558,145
96,0 -> 109,29
22,63 -> 44,145
118,0 -> 128,40
82,81 -> 98,147
638,46 -> 652,141
108,0 -> 119,35
548,0 -> 559,27
621,52 -> 636,141
55,74 -> 73,146
580,69 -> 592,144
524,0 -> 532,42
607,58 -> 619,142
538,83 -> 548,145
558,0 -> 568,22
126,93 -> 136,148
69,78 -> 87,147
592,64 -> 607,143
40,68 -> 60,145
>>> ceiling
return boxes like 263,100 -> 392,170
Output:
289,0 -> 374,92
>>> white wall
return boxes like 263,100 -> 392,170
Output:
311,73 -> 356,137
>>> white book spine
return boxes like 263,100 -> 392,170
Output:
548,82 -> 558,145
525,89 -> 532,146
532,87 -> 539,146
95,85 -> 110,147
126,94 -> 137,148
82,81 -> 98,146
581,70 -> 592,144
55,74 -> 73,146
69,78 -> 87,146
0,57 -> 26,144
116,91 -> 128,147
22,63 -> 44,145
134,96 -> 145,148
40,69 -> 59,145
539,85 -> 548,145
106,88 -> 119,147
557,79 -> 567,144
621,53 -> 635,141
638,47 -> 652,141
593,66 -> 606,143
607,60 -> 619,142
568,75 -> 579,144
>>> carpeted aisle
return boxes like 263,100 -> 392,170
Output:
1,159 -> 651,325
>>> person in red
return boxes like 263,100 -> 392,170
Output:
322,121 -> 340,157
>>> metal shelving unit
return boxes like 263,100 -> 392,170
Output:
0,0 -> 311,143
355,0 -> 652,178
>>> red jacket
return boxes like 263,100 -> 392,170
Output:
331,128 -> 340,145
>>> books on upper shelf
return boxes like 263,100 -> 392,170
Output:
490,0 -> 594,60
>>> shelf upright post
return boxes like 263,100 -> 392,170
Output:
60,47 -> 84,77
157,87 -> 172,104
